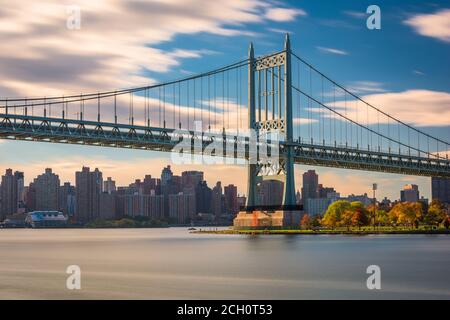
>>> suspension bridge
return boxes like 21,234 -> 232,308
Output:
0,35 -> 449,225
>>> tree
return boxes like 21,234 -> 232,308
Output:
340,209 -> 354,230
322,200 -> 351,229
389,202 -> 422,228
444,217 -> 450,229
351,209 -> 369,230
311,214 -> 322,228
300,213 -> 311,230
375,209 -> 389,226
424,199 -> 447,227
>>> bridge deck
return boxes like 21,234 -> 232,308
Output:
1,114 -> 449,178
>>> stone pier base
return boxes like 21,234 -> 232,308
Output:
233,209 -> 302,229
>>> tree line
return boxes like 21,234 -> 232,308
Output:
301,199 -> 450,230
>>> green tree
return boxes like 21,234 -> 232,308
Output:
424,200 -> 447,227
375,209 -> 389,226
322,200 -> 351,229
311,214 -> 322,228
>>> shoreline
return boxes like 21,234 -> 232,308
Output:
193,229 -> 450,235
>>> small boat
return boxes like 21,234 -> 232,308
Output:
188,227 -> 197,231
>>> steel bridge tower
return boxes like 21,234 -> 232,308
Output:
234,34 -> 302,228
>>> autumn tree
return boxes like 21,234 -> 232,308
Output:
424,199 -> 447,227
300,213 -> 311,230
351,209 -> 369,230
322,200 -> 351,229
444,217 -> 450,229
389,202 -> 422,228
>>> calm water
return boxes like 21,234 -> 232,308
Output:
0,228 -> 449,299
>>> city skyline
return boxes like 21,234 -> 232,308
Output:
0,156 -> 434,201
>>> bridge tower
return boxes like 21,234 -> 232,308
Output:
234,34 -> 302,229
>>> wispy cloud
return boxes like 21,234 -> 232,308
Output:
267,27 -> 293,35
404,9 -> 450,43
264,8 -> 306,22
347,81 -> 387,94
316,46 -> 348,56
413,70 -> 425,76
342,10 -> 366,19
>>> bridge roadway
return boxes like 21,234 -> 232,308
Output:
1,113 -> 449,178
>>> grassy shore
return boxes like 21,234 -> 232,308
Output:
193,227 -> 450,235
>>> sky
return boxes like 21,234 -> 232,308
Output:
0,0 -> 449,201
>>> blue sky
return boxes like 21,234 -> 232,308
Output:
0,0 -> 449,201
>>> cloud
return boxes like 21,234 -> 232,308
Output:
404,9 -> 450,43
293,117 -> 318,125
264,8 -> 306,22
0,0 -> 303,98
331,89 -> 450,127
342,10 -> 366,19
267,27 -> 293,34
347,81 -> 387,94
316,46 -> 348,56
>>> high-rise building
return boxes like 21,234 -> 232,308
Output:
143,175 -> 157,195
295,190 -> 301,205
124,193 -> 145,217
168,192 -> 196,224
161,165 -> 173,186
59,182 -> 76,217
99,192 -> 116,219
400,184 -> 419,202
305,198 -> 334,216
25,183 -> 36,211
75,167 -> 103,223
317,185 -> 336,198
103,177 -> 116,194
301,170 -> 319,201
146,192 -> 164,220
211,182 -> 223,219
195,181 -> 212,214
181,171 -> 203,189
258,180 -> 283,206
224,184 -> 238,214
431,177 -> 450,205
34,168 -> 60,211
0,169 -> 21,219
237,195 -> 246,210
15,171 -> 25,210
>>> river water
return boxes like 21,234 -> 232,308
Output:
0,228 -> 448,299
